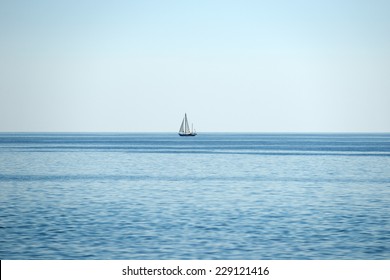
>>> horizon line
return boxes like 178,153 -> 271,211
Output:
0,131 -> 390,134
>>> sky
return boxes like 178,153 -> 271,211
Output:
0,0 -> 389,132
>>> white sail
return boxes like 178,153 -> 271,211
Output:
179,118 -> 185,133
184,114 -> 190,134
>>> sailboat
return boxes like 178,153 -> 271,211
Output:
179,113 -> 197,136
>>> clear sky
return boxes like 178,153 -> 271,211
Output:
0,0 -> 389,132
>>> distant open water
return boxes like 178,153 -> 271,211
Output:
0,133 -> 389,259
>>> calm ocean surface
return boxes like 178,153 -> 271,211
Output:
0,133 -> 389,259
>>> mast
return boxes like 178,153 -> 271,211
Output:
184,113 -> 190,134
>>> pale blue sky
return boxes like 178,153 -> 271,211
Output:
1,0 -> 389,132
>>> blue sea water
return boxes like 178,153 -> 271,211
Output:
0,133 -> 389,260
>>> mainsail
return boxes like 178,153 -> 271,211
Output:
179,118 -> 185,133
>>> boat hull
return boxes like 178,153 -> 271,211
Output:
178,133 -> 197,137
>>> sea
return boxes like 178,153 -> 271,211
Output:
0,133 -> 389,260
